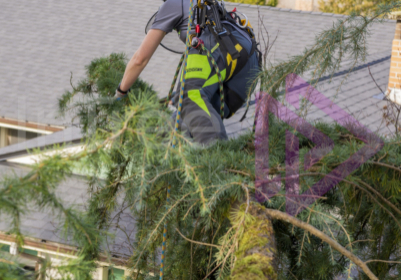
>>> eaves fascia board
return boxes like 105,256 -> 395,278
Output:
0,138 -> 83,162
0,126 -> 83,161
0,232 -> 128,267
0,117 -> 64,134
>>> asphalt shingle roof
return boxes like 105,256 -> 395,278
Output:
0,162 -> 135,258
0,163 -> 88,243
224,51 -> 392,138
0,1 -> 395,127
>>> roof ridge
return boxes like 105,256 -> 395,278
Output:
223,2 -> 395,22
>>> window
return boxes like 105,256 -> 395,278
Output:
0,127 -> 43,148
108,267 -> 125,280
0,244 -> 10,252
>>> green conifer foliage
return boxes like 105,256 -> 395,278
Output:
57,50 -> 401,279
229,0 -> 278,7
319,0 -> 394,15
1,2 -> 401,279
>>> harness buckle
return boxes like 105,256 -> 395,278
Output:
213,26 -> 227,36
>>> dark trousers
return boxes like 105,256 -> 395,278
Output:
173,25 -> 259,145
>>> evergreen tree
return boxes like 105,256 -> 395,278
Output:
229,0 -> 278,7
1,1 -> 401,280
319,0 -> 394,15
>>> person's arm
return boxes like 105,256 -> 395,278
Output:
119,29 -> 166,92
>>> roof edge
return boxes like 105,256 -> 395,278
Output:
0,117 -> 65,133
0,138 -> 83,162
0,232 -> 128,265
0,126 -> 83,161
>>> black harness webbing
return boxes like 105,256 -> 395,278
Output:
193,1 -> 262,120
206,6 -> 241,60
207,25 -> 238,58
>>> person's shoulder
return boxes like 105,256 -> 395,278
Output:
160,0 -> 183,11
164,0 -> 183,5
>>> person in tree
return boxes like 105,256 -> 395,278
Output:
115,0 -> 259,145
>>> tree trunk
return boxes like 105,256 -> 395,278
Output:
230,203 -> 277,280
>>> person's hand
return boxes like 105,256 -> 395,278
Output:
114,90 -> 127,100
114,83 -> 129,100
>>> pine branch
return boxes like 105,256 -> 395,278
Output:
263,207 -> 378,280
175,228 -> 222,249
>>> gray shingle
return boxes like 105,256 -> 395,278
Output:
0,1 -> 395,127
0,162 -> 134,257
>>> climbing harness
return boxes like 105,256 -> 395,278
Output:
167,41 -> 225,120
166,0 -> 260,118
160,1 -> 260,279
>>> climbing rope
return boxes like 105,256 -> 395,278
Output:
160,0 -> 194,279
171,1 -> 194,149
160,185 -> 171,279
161,1 -> 227,278
201,44 -> 225,120
166,53 -> 185,106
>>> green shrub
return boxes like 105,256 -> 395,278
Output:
230,0 -> 278,7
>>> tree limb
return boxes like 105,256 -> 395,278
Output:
263,207 -> 378,280
175,228 -> 221,249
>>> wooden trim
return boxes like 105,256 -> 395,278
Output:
0,234 -> 76,255
0,127 -> 8,148
0,117 -> 64,133
0,233 -> 127,267
19,252 -> 43,263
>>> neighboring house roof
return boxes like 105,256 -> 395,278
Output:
0,163 -> 88,243
0,0 -> 396,262
0,161 -> 135,260
0,126 -> 82,161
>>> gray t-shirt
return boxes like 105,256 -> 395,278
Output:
150,1 -> 251,45
150,0 -> 190,43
